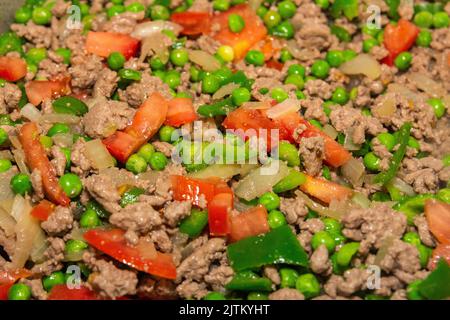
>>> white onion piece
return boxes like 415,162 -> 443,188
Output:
241,101 -> 271,110
131,21 -> 182,39
189,164 -> 242,180
84,139 -> 115,170
339,54 -> 381,80
341,157 -> 365,187
408,72 -> 446,98
387,84 -> 421,104
351,192 -> 371,209
64,250 -> 85,262
20,103 -> 41,122
68,227 -> 88,241
0,150 -> 13,161
0,207 -> 16,237
212,83 -> 240,100
137,170 -> 160,186
13,149 -> 30,175
30,228 -> 48,263
266,98 -> 300,119
343,130 -> 361,151
139,33 -> 171,63
372,94 -> 397,118
40,113 -> 80,124
388,177 -> 416,197
188,50 -> 221,72
52,133 -> 73,148
322,124 -> 338,140
9,135 -> 22,150
374,235 -> 395,266
10,194 -> 27,221
0,167 -> 18,202
296,190 -> 344,220
234,160 -> 289,201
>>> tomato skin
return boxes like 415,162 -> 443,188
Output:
103,93 -> 169,163
165,97 -> 197,127
0,56 -> 27,82
428,244 -> 450,270
84,228 -> 177,280
425,199 -> 450,244
265,59 -> 284,71
19,123 -> 71,206
299,174 -> 353,204
85,32 -> 140,60
25,78 -> 71,106
171,175 -> 217,206
170,12 -> 211,36
382,19 -> 419,66
208,193 -> 233,236
31,199 -> 55,221
229,205 -> 269,242
0,269 -> 32,300
48,285 -> 98,300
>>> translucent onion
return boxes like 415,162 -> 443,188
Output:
0,167 -> 18,202
0,207 -> 16,237
139,33 -> 171,63
64,250 -> 85,262
68,227 -> 88,241
296,191 -> 344,220
30,228 -> 48,263
13,149 -> 30,175
137,170 -> 160,186
0,150 -> 13,161
374,235 -> 395,266
322,124 -> 338,140
9,135 -> 22,150
339,54 -> 381,80
241,101 -> 271,110
341,157 -> 365,187
343,130 -> 361,151
10,194 -> 28,221
131,21 -> 182,40
388,177 -> 416,197
387,84 -> 421,104
351,192 -> 371,209
266,98 -> 300,119
52,133 -> 73,148
188,50 -> 221,72
189,164 -> 251,180
20,103 -> 41,122
212,83 -> 240,100
234,160 -> 289,201
136,237 -> 157,260
84,139 -> 115,170
408,72 -> 446,98
40,113 -> 80,124
372,94 -> 397,118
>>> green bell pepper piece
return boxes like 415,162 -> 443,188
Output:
330,0 -> 359,21
393,193 -> 436,225
179,209 -> 208,238
330,25 -> 351,42
227,225 -> 309,271
120,187 -> 145,208
197,97 -> 236,117
385,0 -> 400,19
85,199 -> 109,219
52,96 -> 88,116
220,71 -> 254,90
418,260 -> 450,300
272,169 -> 306,193
225,271 -> 272,291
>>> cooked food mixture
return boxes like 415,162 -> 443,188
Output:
0,0 -> 449,301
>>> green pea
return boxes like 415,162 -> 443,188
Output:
284,74 -> 304,90
32,7 -> 52,25
110,0 -> 124,4
80,208 -> 101,228
363,152 -> 380,171
47,123 -> 70,138
149,152 -> 168,171
204,292 -> 226,300
309,119 -> 322,129
39,135 -> 53,149
202,74 -> 220,94
311,231 -> 336,253
65,239 -> 88,254
257,192 -> 280,211
278,1 -> 296,19
125,2 -> 145,12
267,210 -> 286,229
228,13 -> 245,33
214,67 -> 233,84
331,87 -> 349,105
55,48 -> 71,64
273,169 -> 306,193
179,209 -> 208,238
0,32 -> 23,56
342,49 -> 357,62
107,52 -> 126,71
326,50 -> 344,68
416,30 -> 432,47
150,5 -> 170,20
217,45 -> 234,62
406,280 -> 424,300
314,0 -> 329,9
322,218 -> 342,234
279,48 -> 293,63
433,12 -> 449,28
362,38 -> 378,53
126,154 -> 147,174
278,141 -> 300,167
272,21 -> 294,39
437,188 -> 450,204
375,132 -> 396,151
361,25 -> 380,37
394,52 -> 413,71
336,242 -> 360,266
295,273 -> 320,299
370,191 -> 390,202
0,159 -> 12,173
247,292 -> 268,300
311,60 -> 330,79
427,98 -> 446,118
330,25 -> 351,42
413,11 -> 433,28
119,68 -> 142,81
26,47 -> 47,66
149,56 -> 166,71
213,0 -> 230,11
287,64 -> 306,78
59,173 -> 83,198
443,154 -> 450,167
229,87 -> 249,106
15,6 -> 32,24
8,284 -> 31,300
245,50 -> 265,66
42,271 -> 66,292
271,87 -> 288,103
263,10 -> 281,29
164,70 -> 181,89
408,136 -> 420,150
0,127 -> 8,145
135,144 -> 155,164
280,268 -> 299,288
170,48 -> 189,67
79,3 -> 90,16
159,125 -> 176,143
322,165 -> 331,180
10,173 -> 32,196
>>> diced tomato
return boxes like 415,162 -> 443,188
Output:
171,175 -> 217,206
229,205 -> 269,242
170,12 -> 212,36
85,32 -> 140,60
425,199 -> 450,245
103,93 -> 169,163
25,78 -> 71,106
209,178 -> 233,196
382,19 -> 419,66
212,4 -> 267,60
84,228 -> 177,279
208,193 -> 233,236
266,59 -> 284,71
165,97 -> 197,127
0,56 -> 27,82
19,123 -> 71,206
0,269 -> 32,300
31,199 -> 55,221
299,174 -> 353,204
428,244 -> 450,270
48,285 -> 98,300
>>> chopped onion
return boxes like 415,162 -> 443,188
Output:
189,164 -> 241,180
0,150 -> 13,161
52,133 -> 73,148
296,191 -> 344,220
10,194 -> 28,221
0,167 -> 18,202
84,139 -> 115,170
20,103 -> 41,122
234,160 -> 289,201
188,50 -> 221,72
0,207 -> 16,237
68,227 -> 88,241
266,98 -> 300,119
374,235 -> 395,266
131,21 -> 182,40
9,135 -> 22,150
234,198 -> 253,212
408,72 -> 446,98
286,40 -> 303,59
137,170 -> 160,186
139,33 -> 171,63
351,192 -> 371,209
99,167 -> 137,187
341,157 -> 365,187
30,228 -> 48,263
241,101 -> 271,110
339,54 -> 381,80
64,250 -> 85,262
388,177 -> 416,197
387,84 -> 421,104
136,237 -> 157,260
13,149 -> 29,175
372,94 -> 397,118
212,83 -> 240,100
343,130 -> 361,151
322,124 -> 338,140
40,113 -> 80,124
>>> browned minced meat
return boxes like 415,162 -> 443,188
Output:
83,172 -> 122,213
371,137 -> 392,171
341,203 -> 407,255
30,237 -> 65,276
197,35 -> 221,55
310,244 -> 332,275
83,251 -> 138,299
100,11 -> 145,34
37,51 -> 68,79
50,146 -> 67,177
269,288 -> 305,300
324,268 -> 370,298
152,141 -> 175,158
149,228 -> 173,253
69,54 -> 104,90
302,98 -> 328,125
299,136 -> 325,176
51,0 -> 70,17
119,73 -> 172,107
263,266 -> 281,286
304,80 -> 332,100
83,100 -> 135,139
399,157 -> 447,194
163,200 -> 191,227
93,68 -> 119,98
0,83 -> 22,114
279,190 -> 308,225
20,279 -> 48,300
41,206 -> 73,235
413,215 -> 436,248
70,139 -> 94,176
188,0 -> 212,12
11,22 -> 52,48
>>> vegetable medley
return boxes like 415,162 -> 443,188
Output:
0,0 -> 449,301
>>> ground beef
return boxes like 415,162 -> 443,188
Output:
398,0 -> 414,20
49,147 -> 66,178
0,83 -> 22,114
414,215 -> 436,247
31,169 -> 45,200
148,228 -> 173,253
100,11 -> 145,34
51,0 -> 70,17
203,265 -> 234,292
41,206 -> 73,235
84,172 -> 122,213
370,46 -> 390,61
197,35 -> 221,55
269,288 -> 305,300
341,203 -> 407,254
70,139 -> 94,176
324,268 -> 370,298
20,279 -> 48,300
263,266 -> 281,286
30,237 -> 65,276
399,157 -> 446,194
310,244 -> 332,275
371,137 -> 392,171
37,51 -> 68,79
123,58 -> 150,71
83,100 -> 135,139
119,73 -> 172,107
176,280 -> 208,300
299,136 -> 325,176
164,200 -> 191,227
235,61 -> 283,81
93,68 -> 119,98
11,22 -> 52,48
374,276 -> 403,297
69,54 -> 104,89
302,98 -> 328,124
279,191 -> 309,225
152,141 -> 174,158
187,0 -> 212,12
110,201 -> 162,236
304,80 -> 332,100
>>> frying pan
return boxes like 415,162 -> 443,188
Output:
0,1 -> 25,32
